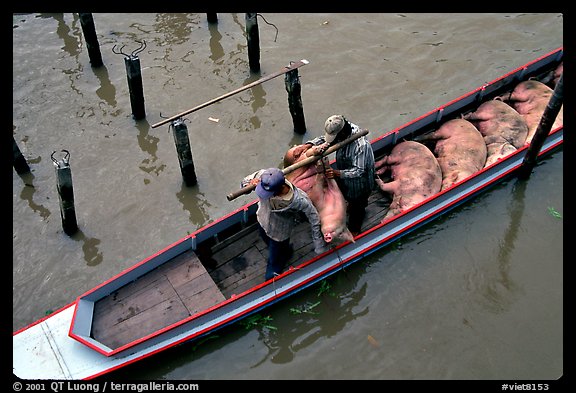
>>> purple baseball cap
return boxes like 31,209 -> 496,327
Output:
256,167 -> 285,199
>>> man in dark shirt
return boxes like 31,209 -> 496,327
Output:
307,115 -> 375,236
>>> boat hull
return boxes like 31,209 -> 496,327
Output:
13,47 -> 563,380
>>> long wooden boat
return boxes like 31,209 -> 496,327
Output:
13,47 -> 563,380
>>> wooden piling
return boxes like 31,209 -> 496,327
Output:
245,13 -> 260,72
78,13 -> 103,67
52,151 -> 78,236
518,73 -> 563,179
13,136 -> 30,174
124,55 -> 146,120
207,13 -> 218,23
171,119 -> 197,186
285,68 -> 306,134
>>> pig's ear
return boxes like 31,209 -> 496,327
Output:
342,228 -> 355,243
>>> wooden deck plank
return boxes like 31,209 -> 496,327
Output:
176,272 -> 227,314
94,296 -> 190,350
91,250 -> 226,349
216,246 -> 267,297
208,229 -> 262,267
92,276 -> 189,349
164,251 -> 210,289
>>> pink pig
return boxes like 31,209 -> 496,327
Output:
374,140 -> 442,220
499,79 -> 563,144
284,144 -> 354,245
415,119 -> 487,190
462,99 -> 528,167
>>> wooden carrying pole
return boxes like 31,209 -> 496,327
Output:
151,59 -> 309,128
226,129 -> 369,201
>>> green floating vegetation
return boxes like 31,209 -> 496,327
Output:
240,314 -> 277,330
289,301 -> 321,315
547,206 -> 562,219
317,279 -> 336,297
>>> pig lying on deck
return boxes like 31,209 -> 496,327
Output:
462,99 -> 528,167
415,118 -> 487,191
374,140 -> 442,221
284,144 -> 354,246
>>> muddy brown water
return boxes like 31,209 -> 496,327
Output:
13,13 -> 562,380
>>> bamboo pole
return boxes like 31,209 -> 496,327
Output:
226,129 -> 369,201
151,59 -> 309,128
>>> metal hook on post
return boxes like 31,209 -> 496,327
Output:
51,149 -> 71,168
112,40 -> 147,120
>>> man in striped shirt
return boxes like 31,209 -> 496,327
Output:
307,115 -> 376,236
241,167 -> 329,280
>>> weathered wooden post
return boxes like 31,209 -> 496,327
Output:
113,41 -> 147,120
170,119 -> 197,186
285,67 -> 306,134
518,73 -> 563,179
245,13 -> 260,72
13,136 -> 30,174
78,13 -> 103,67
51,150 -> 78,236
207,13 -> 218,23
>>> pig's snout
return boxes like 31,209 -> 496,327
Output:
324,232 -> 333,243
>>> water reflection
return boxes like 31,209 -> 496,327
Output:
51,13 -> 81,58
70,229 -> 104,266
484,179 -> 525,309
16,170 -> 51,220
208,22 -> 224,63
134,119 -> 165,184
93,65 -> 118,108
175,181 -> 212,227
250,271 -> 368,366
154,13 -> 197,46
